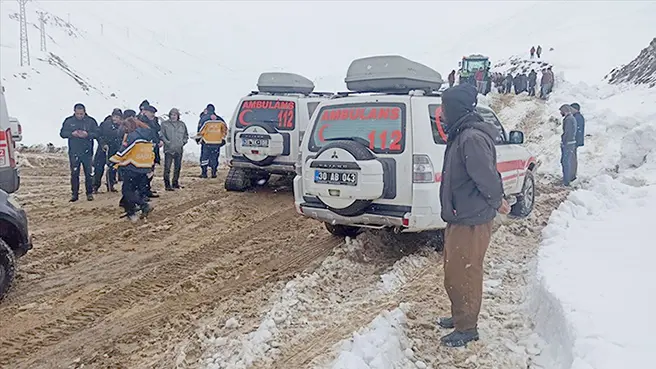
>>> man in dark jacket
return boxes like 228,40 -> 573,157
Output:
60,103 -> 99,202
560,104 -> 578,185
138,105 -> 161,198
570,103 -> 585,147
536,45 -> 543,58
504,73 -> 513,94
448,70 -> 456,88
436,84 -> 509,348
92,108 -> 123,193
528,70 -> 537,96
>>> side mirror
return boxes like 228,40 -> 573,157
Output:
509,130 -> 524,144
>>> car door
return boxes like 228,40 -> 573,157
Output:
476,107 -> 518,193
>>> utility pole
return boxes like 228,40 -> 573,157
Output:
18,0 -> 30,66
38,11 -> 46,52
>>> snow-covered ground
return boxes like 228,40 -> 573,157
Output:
489,41 -> 656,368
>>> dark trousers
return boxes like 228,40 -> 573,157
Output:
92,148 -> 117,190
200,144 -> 220,175
528,85 -> 536,96
561,144 -> 578,186
69,152 -> 93,196
444,221 -> 493,331
164,152 -> 182,187
120,170 -> 148,215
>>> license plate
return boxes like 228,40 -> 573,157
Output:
314,170 -> 358,186
241,138 -> 269,147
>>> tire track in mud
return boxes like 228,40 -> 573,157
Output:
13,218 -> 341,369
0,205 -> 300,366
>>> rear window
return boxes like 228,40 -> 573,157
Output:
236,100 -> 296,131
428,104 -> 448,144
309,103 -> 406,154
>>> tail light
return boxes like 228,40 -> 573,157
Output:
402,213 -> 410,227
413,154 -> 435,183
0,129 -> 16,167
17,124 -> 22,136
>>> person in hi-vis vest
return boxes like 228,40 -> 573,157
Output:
110,117 -> 155,222
195,104 -> 227,178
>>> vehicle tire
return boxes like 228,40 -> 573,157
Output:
0,239 -> 16,301
224,167 -> 253,192
240,123 -> 278,167
511,170 -> 535,217
324,223 -> 361,238
316,140 -> 377,217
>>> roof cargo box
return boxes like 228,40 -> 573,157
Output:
345,55 -> 444,93
257,72 -> 315,94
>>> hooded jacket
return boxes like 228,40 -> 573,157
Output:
160,109 -> 189,154
110,127 -> 155,174
439,85 -> 504,226
198,111 -> 227,146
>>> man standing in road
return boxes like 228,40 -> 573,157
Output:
560,104 -> 578,185
437,84 -> 509,347
59,103 -> 99,202
92,108 -> 123,193
196,104 -> 227,178
160,108 -> 189,190
528,69 -> 537,97
139,105 -> 161,198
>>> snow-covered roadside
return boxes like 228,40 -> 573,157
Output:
533,177 -> 656,369
520,54 -> 656,366
201,236 -> 434,369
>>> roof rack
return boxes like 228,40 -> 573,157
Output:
247,90 -> 334,97
257,72 -> 315,95
344,55 -> 444,94
331,89 -> 442,99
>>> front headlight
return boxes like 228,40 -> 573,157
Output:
7,195 -> 22,210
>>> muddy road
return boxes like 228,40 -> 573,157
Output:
1,153 -> 340,368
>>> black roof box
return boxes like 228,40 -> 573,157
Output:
257,72 -> 315,94
345,55 -> 444,93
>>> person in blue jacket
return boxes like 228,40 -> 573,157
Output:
570,103 -> 585,148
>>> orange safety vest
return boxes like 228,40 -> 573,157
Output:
197,120 -> 227,144
109,139 -> 155,168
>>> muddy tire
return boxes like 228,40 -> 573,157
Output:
224,167 -> 253,192
324,223 -> 360,238
511,170 -> 535,217
0,239 -> 16,301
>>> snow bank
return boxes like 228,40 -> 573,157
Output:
322,304 -> 421,369
533,176 -> 656,369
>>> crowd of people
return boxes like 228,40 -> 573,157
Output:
59,101 -> 228,221
490,66 -> 555,99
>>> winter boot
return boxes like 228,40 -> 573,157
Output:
70,194 -> 79,202
200,166 -> 208,178
437,317 -> 455,329
86,194 -> 94,201
172,182 -> 182,189
164,178 -> 173,191
440,328 -> 479,348
211,170 -> 218,178
140,203 -> 153,218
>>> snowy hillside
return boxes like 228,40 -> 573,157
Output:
606,37 -> 656,87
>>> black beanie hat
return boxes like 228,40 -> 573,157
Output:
441,84 -> 478,125
570,103 -> 581,111
206,104 -> 215,113
123,109 -> 137,119
139,100 -> 150,111
74,103 -> 86,111
112,108 -> 123,117
145,105 -> 157,113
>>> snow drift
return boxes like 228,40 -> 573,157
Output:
606,37 -> 656,87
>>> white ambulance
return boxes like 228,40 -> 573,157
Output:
294,56 -> 536,238
224,72 -> 333,191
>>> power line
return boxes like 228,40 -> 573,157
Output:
38,11 -> 46,52
18,0 -> 31,66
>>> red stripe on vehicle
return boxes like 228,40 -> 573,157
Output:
434,158 -> 532,183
